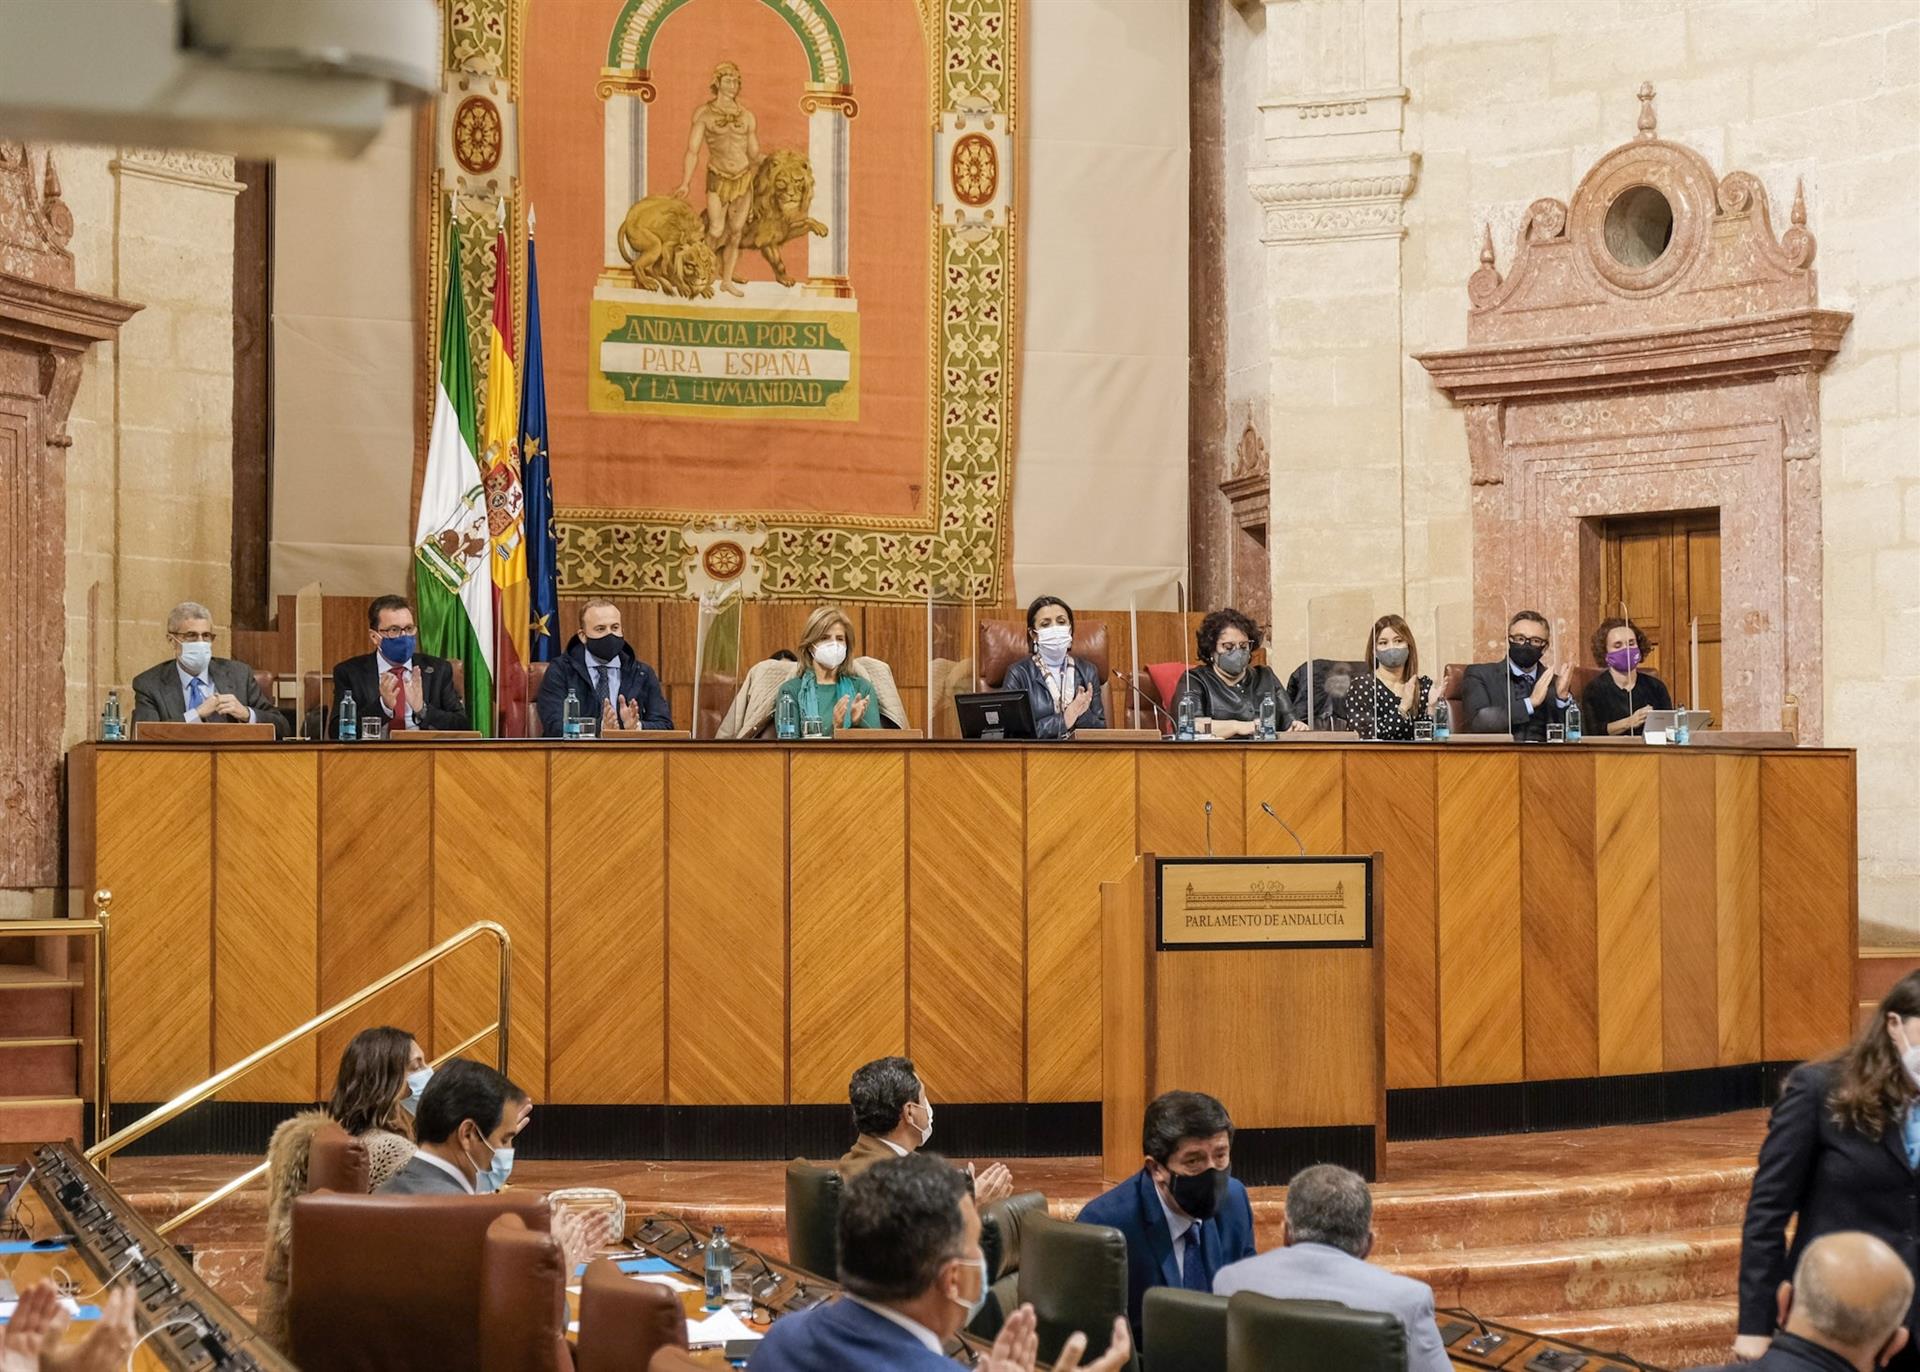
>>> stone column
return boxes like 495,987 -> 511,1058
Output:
802,88 -> 856,294
598,71 -> 655,267
1245,0 -> 1417,652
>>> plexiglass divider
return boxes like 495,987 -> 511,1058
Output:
294,580 -> 323,739
1125,573 -> 1188,732
692,585 -> 743,741
1304,591 -> 1374,734
926,581 -> 982,739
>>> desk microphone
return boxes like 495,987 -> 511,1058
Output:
1108,669 -> 1173,732
1203,801 -> 1213,856
1260,802 -> 1307,856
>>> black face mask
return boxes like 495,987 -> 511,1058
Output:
586,633 -> 626,662
1166,1165 -> 1229,1221
1508,642 -> 1545,671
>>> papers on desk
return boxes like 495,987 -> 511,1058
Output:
0,1297 -> 96,1323
686,1307 -> 762,1346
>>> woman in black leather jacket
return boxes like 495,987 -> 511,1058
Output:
1000,595 -> 1106,739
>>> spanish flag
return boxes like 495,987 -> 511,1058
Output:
483,221 -> 529,735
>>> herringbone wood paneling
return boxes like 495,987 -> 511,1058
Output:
550,750 -> 664,1103
1244,751 -> 1343,856
1714,756 -> 1762,1064
1596,754 -> 1662,1075
1435,753 -> 1522,1085
1761,754 -> 1856,1060
1026,751 -> 1136,1102
1346,751 -> 1439,1090
667,751 -> 786,1104
1139,750 -> 1244,856
318,750 -> 431,1074
432,751 -> 547,1092
1519,752 -> 1598,1081
214,752 -> 318,1101
790,751 -> 907,1104
909,751 -> 1024,1102
101,752 -> 213,1100
1659,755 -> 1719,1072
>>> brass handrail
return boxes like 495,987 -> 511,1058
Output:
86,919 -> 512,1175
150,1022 -> 502,1239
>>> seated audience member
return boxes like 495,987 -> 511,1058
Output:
1174,607 -> 1304,737
837,1056 -> 1012,1205
1000,595 -> 1106,739
751,1153 -> 1132,1372
257,1026 -> 425,1349
1709,1232 -> 1912,1372
1459,609 -> 1574,741
1581,617 -> 1672,737
774,606 -> 882,737
377,1057 -> 528,1196
0,1280 -> 136,1369
535,597 -> 672,735
1076,1090 -> 1256,1335
1213,1164 -> 1450,1372
132,600 -> 289,737
332,595 -> 469,736
1351,614 -> 1432,741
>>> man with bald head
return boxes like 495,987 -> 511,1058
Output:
1712,1232 -> 1913,1371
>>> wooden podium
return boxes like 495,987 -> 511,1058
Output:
1100,852 -> 1386,1185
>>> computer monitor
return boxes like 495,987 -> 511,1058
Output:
955,689 -> 1036,740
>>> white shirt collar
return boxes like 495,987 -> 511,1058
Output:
414,1148 -> 475,1194
880,1137 -> 909,1157
847,1297 -> 943,1354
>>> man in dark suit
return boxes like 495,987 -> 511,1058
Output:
1075,1090 -> 1257,1337
835,1056 -> 1013,1204
132,601 -> 289,737
535,598 -> 672,736
377,1058 -> 529,1196
331,595 -> 469,737
1459,608 -> 1576,741
1704,1232 -> 1911,1372
749,1153 -> 1131,1372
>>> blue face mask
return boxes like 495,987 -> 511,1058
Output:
401,1066 -> 432,1116
462,1130 -> 515,1193
378,634 -> 415,666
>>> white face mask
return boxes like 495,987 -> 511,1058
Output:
1034,625 -> 1073,663
813,640 -> 848,671
947,1254 -> 989,1321
402,1066 -> 432,1115
913,1099 -> 933,1147
1894,1020 -> 1920,1089
177,641 -> 213,675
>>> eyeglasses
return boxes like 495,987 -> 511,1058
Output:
1508,634 -> 1549,649
375,626 -> 417,638
169,631 -> 216,644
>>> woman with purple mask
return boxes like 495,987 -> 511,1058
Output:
1580,618 -> 1673,736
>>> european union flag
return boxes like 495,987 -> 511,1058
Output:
520,225 -> 559,662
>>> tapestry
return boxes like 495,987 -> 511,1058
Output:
422,0 -> 1020,603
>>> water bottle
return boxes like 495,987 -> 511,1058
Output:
1565,699 -> 1582,743
100,689 -> 124,742
703,1225 -> 733,1310
562,687 -> 581,739
1431,698 -> 1451,741
1175,687 -> 1196,742
1673,708 -> 1691,747
1257,693 -> 1277,741
338,689 -> 359,742
776,690 -> 799,740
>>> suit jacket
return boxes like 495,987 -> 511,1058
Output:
132,657 -> 289,738
747,1297 -> 955,1372
1738,1061 -> 1920,1339
330,652 -> 468,737
535,636 -> 672,736
834,1134 -> 901,1179
1213,1242 -> 1452,1372
1697,1332 -> 1864,1372
1459,659 -> 1566,741
1000,655 -> 1106,740
1076,1167 -> 1256,1335
372,1155 -> 470,1196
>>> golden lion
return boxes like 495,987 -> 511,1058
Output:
739,149 -> 829,286
617,196 -> 719,299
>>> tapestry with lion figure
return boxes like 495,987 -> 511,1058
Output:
420,0 -> 1019,603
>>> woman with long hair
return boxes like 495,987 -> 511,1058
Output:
773,605 -> 882,737
1352,614 -> 1432,741
1734,972 -> 1920,1365
257,1026 -> 425,1350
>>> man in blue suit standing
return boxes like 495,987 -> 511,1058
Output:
1076,1090 -> 1257,1336
751,1152 -> 1132,1372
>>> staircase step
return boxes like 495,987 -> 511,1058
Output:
1385,1226 -> 1740,1314
0,987 -> 76,1039
0,1041 -> 78,1095
1510,1299 -> 1739,1370
0,1096 -> 83,1146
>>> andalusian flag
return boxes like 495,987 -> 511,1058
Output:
414,209 -> 495,734
520,217 -> 559,663
483,221 -> 529,735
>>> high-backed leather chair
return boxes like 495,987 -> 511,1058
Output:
479,1212 -> 572,1372
1142,1288 -> 1228,1372
978,617 -> 1114,730
306,1120 -> 370,1195
525,662 -> 550,737
1226,1291 -> 1407,1372
971,1189 -> 1048,1339
784,1160 -> 844,1280
576,1256 -> 686,1372
1017,1214 -> 1130,1366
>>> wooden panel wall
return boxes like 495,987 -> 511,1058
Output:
1659,755 -> 1720,1072
1347,752 -> 1439,1090
1139,750 -> 1245,856
1434,753 -> 1523,1085
1760,753 -> 1857,1060
1595,753 -> 1662,1075
1520,752 -> 1597,1080
1713,756 -> 1762,1063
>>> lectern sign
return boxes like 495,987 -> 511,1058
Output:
1156,856 -> 1373,951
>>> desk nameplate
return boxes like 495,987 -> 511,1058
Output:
1155,855 -> 1374,951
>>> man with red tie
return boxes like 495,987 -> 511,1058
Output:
330,595 -> 469,737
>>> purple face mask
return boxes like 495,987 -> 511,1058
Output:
1605,644 -> 1641,673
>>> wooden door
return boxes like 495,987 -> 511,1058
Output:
1598,511 -> 1721,718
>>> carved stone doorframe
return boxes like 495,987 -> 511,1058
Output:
1416,85 -> 1850,738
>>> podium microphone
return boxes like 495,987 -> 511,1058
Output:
1109,669 -> 1173,731
1204,800 -> 1213,856
1260,802 -> 1307,856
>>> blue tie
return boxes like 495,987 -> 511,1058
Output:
186,677 -> 208,717
1180,1221 -> 1207,1291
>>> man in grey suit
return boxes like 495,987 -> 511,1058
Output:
377,1058 -> 530,1196
131,601 -> 289,737
1213,1164 -> 1452,1372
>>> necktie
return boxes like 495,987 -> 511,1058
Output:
186,677 -> 208,718
388,667 -> 409,730
594,665 -> 612,723
1180,1221 -> 1207,1291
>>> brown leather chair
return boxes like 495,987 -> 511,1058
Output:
978,618 -> 1114,727
971,1189 -> 1048,1339
576,1256 -> 687,1372
307,1120 -> 370,1195
648,1351 -> 708,1372
1142,1288 -> 1228,1372
479,1212 -> 572,1372
525,661 -> 550,738
1226,1290 -> 1406,1372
